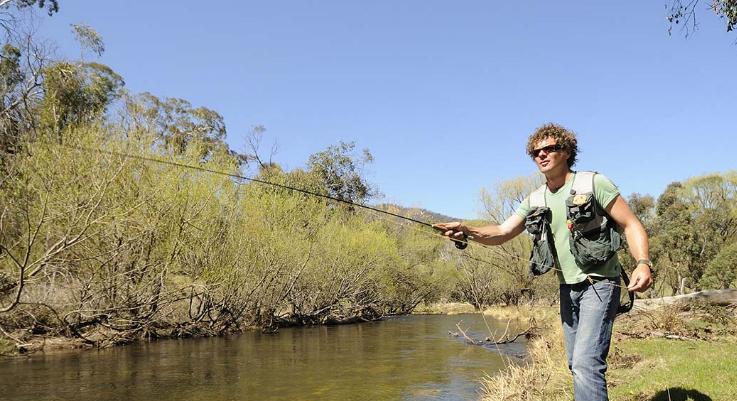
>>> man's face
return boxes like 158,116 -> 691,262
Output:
531,137 -> 569,174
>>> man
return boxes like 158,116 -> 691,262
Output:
434,123 -> 652,401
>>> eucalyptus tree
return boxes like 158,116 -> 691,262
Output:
652,173 -> 737,293
701,241 -> 737,289
40,61 -> 124,138
307,141 -> 377,205
123,92 -> 228,160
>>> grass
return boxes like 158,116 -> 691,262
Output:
0,337 -> 16,356
413,302 -> 477,314
479,303 -> 737,401
608,338 -> 737,401
481,305 -> 573,401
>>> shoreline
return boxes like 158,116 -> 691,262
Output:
2,303 -> 482,357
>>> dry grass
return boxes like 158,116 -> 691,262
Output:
480,305 -> 572,401
480,302 -> 737,401
412,302 -> 477,315
482,304 -> 556,322
616,301 -> 737,340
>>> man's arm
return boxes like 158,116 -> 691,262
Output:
433,214 -> 526,246
605,195 -> 653,293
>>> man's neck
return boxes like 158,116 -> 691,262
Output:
545,169 -> 573,192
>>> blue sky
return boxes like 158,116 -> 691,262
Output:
35,1 -> 736,219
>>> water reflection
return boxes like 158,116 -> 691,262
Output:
0,314 -> 526,401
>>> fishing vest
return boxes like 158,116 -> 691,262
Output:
525,171 -> 623,276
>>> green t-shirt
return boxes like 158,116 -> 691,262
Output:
515,172 -> 621,284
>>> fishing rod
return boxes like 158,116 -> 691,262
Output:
59,144 -> 471,249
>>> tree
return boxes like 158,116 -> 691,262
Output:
627,193 -> 656,233
0,42 -> 27,155
71,24 -> 104,59
617,193 -> 657,272
124,92 -> 228,160
0,0 -> 59,15
651,173 -> 737,293
40,61 -> 124,137
306,141 -> 376,204
701,241 -> 737,289
31,24 -> 125,140
652,182 -> 699,294
241,125 -> 277,171
667,0 -> 737,36
1,0 -> 59,38
0,8 -> 54,168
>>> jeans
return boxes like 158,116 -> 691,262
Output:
560,277 -> 620,401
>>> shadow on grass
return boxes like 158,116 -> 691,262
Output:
650,387 -> 712,401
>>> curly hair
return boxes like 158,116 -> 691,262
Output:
526,123 -> 579,168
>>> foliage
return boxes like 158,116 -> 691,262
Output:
40,61 -> 124,136
0,116 -> 453,346
0,43 -> 23,154
0,16 -> 53,163
124,92 -> 228,160
307,141 -> 376,204
667,0 -> 737,36
71,24 -> 105,58
713,0 -> 737,31
626,192 -> 656,233
1,0 -> 59,16
650,174 -> 737,294
701,241 -> 737,289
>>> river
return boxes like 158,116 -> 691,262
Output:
0,314 -> 527,401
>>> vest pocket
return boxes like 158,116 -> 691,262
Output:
526,207 -> 557,276
566,194 -> 599,233
529,231 -> 557,276
569,226 -> 621,268
525,207 -> 549,235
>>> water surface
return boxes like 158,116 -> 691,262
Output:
0,314 -> 526,401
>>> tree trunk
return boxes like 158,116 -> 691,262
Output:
634,288 -> 737,311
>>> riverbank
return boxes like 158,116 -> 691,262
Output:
0,301 -> 521,355
480,302 -> 737,401
0,302 -> 477,356
1,301 -> 490,356
412,302 -> 478,315
0,315 -> 389,356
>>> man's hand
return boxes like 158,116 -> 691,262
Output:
627,264 -> 653,293
432,222 -> 467,241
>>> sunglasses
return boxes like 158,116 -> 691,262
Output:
531,144 -> 562,158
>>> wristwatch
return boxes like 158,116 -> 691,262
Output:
636,259 -> 653,271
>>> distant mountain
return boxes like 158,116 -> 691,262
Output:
372,203 -> 462,225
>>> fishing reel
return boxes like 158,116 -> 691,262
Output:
453,234 -> 468,250
432,226 -> 469,250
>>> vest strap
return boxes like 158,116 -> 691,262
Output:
571,171 -> 596,195
528,184 -> 547,208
